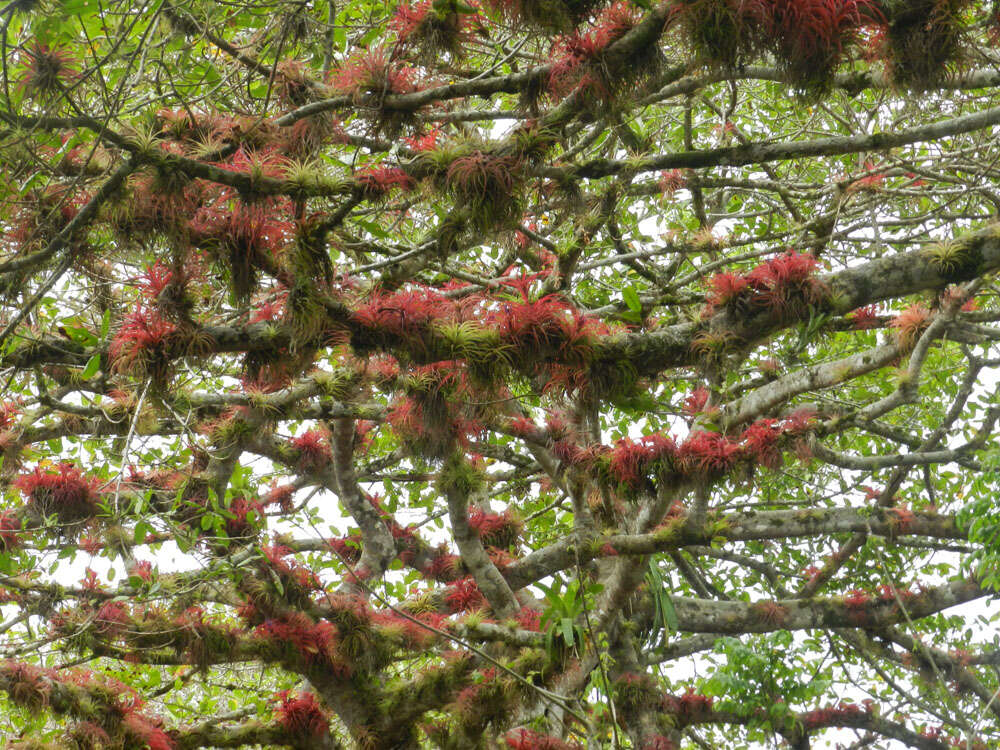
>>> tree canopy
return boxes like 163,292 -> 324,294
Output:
3,0 -> 1000,747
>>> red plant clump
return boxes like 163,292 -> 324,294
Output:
264,483 -> 296,513
547,3 -> 641,97
205,196 -> 288,252
548,34 -> 604,97
274,691 -> 329,737
677,430 -> 741,477
221,496 -> 265,538
254,614 -> 350,676
344,565 -> 372,586
353,286 -> 454,340
391,1 -> 481,55
329,47 -> 420,98
802,564 -> 822,581
659,168 -> 688,197
705,272 -> 750,310
886,505 -> 916,532
129,560 -> 154,582
759,0 -> 880,88
740,418 -> 785,468
328,531 -> 363,564
783,407 -> 817,434
875,584 -> 907,602
513,606 -> 542,631
444,149 -> 523,210
247,288 -> 288,324
392,523 -> 423,567
121,713 -> 176,750
467,507 -> 522,549
487,547 -> 516,570
324,592 -> 374,629
504,727 -> 579,750
663,688 -> 714,721
848,304 -> 881,329
507,416 -> 546,442
642,737 -> 678,750
19,42 -> 79,95
843,589 -> 870,623
608,434 -> 677,486
81,568 -> 105,592
13,463 -> 102,523
263,545 -> 321,591
424,548 -> 461,581
0,401 -> 19,432
391,365 -> 485,453
138,261 -> 174,301
745,251 -> 823,306
291,428 -> 333,473
846,160 -> 886,192
94,600 -> 130,636
355,165 -> 416,199
682,386 -> 711,415
490,290 -> 604,363
890,303 -> 931,350
404,128 -> 442,152
481,0 -> 604,29
546,436 -> 591,467
388,396 -> 426,442
799,700 -> 870,730
3,660 -> 51,708
120,175 -> 203,236
227,144 -> 289,181
69,722 -> 114,747
146,728 -> 177,750
374,609 -> 445,649
445,576 -> 485,613
109,307 -> 178,376
0,511 -> 21,551
354,419 -> 378,453
187,191 -> 293,300
704,251 -> 825,317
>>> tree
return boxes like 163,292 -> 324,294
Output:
3,0 -> 1000,747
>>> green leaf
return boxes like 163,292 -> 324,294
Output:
623,287 -> 642,313
81,354 -> 101,380
659,591 -> 678,631
60,323 -> 98,346
560,617 -> 574,645
100,309 -> 111,340
354,219 -> 390,239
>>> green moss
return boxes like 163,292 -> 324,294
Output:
653,519 -> 683,544
437,452 -> 486,498
312,368 -> 357,400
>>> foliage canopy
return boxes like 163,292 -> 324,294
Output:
2,0 -> 1000,748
